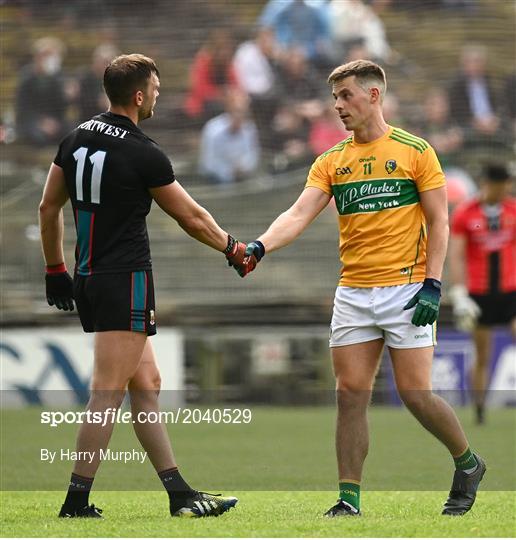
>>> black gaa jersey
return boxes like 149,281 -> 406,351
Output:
54,112 -> 175,275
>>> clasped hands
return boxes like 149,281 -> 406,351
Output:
224,237 -> 265,278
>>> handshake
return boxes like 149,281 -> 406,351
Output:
224,235 -> 265,278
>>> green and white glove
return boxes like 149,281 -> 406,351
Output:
403,278 -> 441,327
448,284 -> 481,332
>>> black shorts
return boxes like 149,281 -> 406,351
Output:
470,291 -> 516,326
74,270 -> 157,336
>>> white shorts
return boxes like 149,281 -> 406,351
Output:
329,284 -> 437,349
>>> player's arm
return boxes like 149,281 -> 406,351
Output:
39,163 -> 74,311
403,186 -> 448,326
149,181 -> 248,267
256,186 -> 332,253
39,163 -> 69,266
239,186 -> 332,277
419,186 -> 449,281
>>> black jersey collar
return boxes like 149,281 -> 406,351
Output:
100,111 -> 143,133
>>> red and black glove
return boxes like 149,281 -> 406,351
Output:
45,263 -> 74,311
224,235 -> 257,278
237,240 -> 265,278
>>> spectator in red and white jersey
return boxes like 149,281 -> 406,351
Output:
449,163 -> 515,424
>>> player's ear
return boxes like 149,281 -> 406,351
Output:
135,90 -> 144,106
370,87 -> 381,104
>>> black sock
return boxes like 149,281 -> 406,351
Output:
158,467 -> 195,505
62,473 -> 94,510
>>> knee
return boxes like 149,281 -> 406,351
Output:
335,380 -> 370,410
128,371 -> 162,402
144,370 -> 162,393
398,389 -> 432,412
88,389 -> 125,411
335,371 -> 371,393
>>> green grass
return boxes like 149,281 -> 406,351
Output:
1,406 -> 515,536
1,490 -> 515,537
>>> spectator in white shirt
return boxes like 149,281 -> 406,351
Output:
233,27 -> 280,148
199,90 -> 260,185
233,27 -> 278,98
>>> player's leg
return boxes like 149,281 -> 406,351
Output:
471,325 -> 492,424
324,286 -> 383,517
60,330 -> 147,517
128,339 -> 177,472
76,331 -> 147,474
390,346 -> 469,454
390,346 -> 486,515
325,338 -> 384,517
333,339 -> 384,482
128,340 -> 194,512
128,338 -> 237,518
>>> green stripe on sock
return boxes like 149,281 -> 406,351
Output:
339,481 -> 360,510
454,447 -> 477,471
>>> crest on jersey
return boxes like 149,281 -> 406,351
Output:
385,159 -> 397,174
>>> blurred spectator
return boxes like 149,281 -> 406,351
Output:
15,37 -> 68,146
270,47 -> 325,171
77,44 -> 118,122
184,29 -> 239,123
414,88 -> 464,168
270,104 -> 314,173
275,47 -> 324,105
309,100 -> 350,157
199,90 -> 260,185
233,27 -> 280,148
259,0 -> 332,68
448,44 -> 501,136
329,0 -> 393,63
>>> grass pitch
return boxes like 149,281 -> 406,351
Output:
1,405 -> 515,536
1,490 -> 515,537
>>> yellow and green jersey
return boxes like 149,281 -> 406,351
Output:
306,125 -> 445,287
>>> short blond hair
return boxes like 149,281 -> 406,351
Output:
328,60 -> 387,98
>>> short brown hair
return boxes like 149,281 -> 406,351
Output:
103,54 -> 160,106
328,60 -> 386,97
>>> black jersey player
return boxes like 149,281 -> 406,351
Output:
39,54 -> 247,518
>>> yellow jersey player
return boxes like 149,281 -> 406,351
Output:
236,60 -> 485,517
